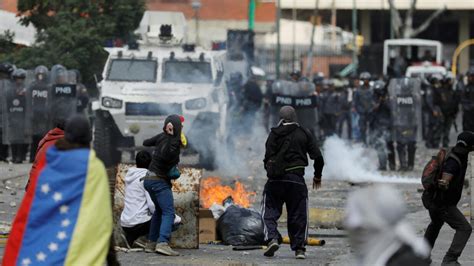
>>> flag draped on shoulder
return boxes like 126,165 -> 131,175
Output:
2,146 -> 112,266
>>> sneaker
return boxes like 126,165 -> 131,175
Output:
155,242 -> 180,256
144,241 -> 156,253
132,236 -> 148,249
295,250 -> 306,260
263,239 -> 279,257
441,256 -> 461,266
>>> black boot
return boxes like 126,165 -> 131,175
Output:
407,142 -> 416,171
387,141 -> 396,171
397,143 -> 408,171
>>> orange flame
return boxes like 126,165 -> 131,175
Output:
200,177 -> 256,209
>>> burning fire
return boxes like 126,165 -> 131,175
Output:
200,177 -> 256,209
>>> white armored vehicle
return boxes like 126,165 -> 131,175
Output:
93,11 -> 227,167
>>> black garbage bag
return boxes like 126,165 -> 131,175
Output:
216,205 -> 265,246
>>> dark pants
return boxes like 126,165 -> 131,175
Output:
122,220 -> 151,247
322,113 -> 337,138
462,111 -> 474,132
396,141 -> 416,169
336,111 -> 351,139
30,134 -> 44,163
11,144 -> 27,163
144,179 -> 174,243
261,175 -> 308,251
358,113 -> 370,144
424,205 -> 473,260
431,115 -> 454,148
427,115 -> 443,148
0,130 -> 8,161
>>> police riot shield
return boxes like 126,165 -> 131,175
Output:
1,79 -> 31,144
28,66 -> 50,136
49,66 -> 77,127
270,80 -> 318,136
388,78 -> 422,143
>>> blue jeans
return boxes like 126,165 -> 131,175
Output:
144,179 -> 174,243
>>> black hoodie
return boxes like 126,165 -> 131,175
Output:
143,115 -> 182,180
264,123 -> 324,178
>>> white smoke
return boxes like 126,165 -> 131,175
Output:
321,136 -> 419,184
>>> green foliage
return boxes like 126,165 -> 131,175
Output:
9,0 -> 146,83
0,30 -> 15,52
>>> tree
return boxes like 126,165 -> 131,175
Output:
12,0 -> 145,84
387,0 -> 446,38
0,30 -> 15,56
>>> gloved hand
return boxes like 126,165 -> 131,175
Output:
313,177 -> 321,190
438,179 -> 449,190
180,132 -> 188,148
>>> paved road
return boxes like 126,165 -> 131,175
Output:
0,146 -> 472,265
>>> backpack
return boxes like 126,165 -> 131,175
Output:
265,133 -> 293,179
421,148 -> 461,208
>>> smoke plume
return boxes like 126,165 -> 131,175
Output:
322,136 -> 419,184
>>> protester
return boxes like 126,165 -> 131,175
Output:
261,106 -> 324,259
26,118 -> 66,191
142,114 -> 183,256
345,185 -> 430,266
3,115 -> 113,266
121,150 -> 155,248
423,131 -> 474,265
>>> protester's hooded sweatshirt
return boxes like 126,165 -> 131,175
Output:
143,115 -> 182,180
264,123 -> 324,178
26,127 -> 65,191
120,167 -> 155,227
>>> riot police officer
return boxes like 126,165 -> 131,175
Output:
353,72 -> 374,144
72,70 -> 89,114
27,65 -> 50,162
388,77 -> 422,171
0,62 -> 15,162
425,74 -> 444,148
431,72 -> 459,147
320,80 -> 339,138
6,69 -> 30,163
459,67 -> 474,132
369,81 -> 395,171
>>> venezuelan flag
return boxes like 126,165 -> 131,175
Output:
2,146 -> 112,266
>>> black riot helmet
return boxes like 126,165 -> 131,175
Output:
34,65 -> 49,81
373,80 -> 386,96
467,67 -> 474,84
12,68 -> 27,80
359,72 -> 371,81
0,62 -> 15,77
430,73 -> 443,86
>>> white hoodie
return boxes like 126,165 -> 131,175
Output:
120,168 -> 155,227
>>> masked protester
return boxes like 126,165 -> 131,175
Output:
142,114 -> 183,256
423,131 -> 474,265
261,106 -> 324,259
345,185 -> 430,266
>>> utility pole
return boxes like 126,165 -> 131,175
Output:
249,0 -> 256,30
352,0 -> 358,72
305,0 -> 319,80
292,0 -> 297,72
276,0 -> 281,79
192,0 -> 201,45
